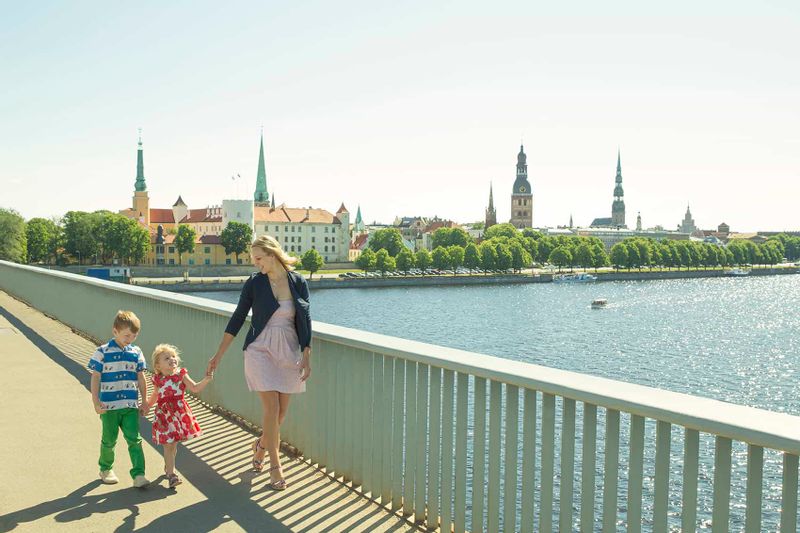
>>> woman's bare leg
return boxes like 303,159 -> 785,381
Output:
257,391 -> 282,482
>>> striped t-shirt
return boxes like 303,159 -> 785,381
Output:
87,339 -> 146,410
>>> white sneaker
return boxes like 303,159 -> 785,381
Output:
132,475 -> 150,488
99,470 -> 119,484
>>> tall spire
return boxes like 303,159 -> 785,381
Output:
134,129 -> 147,192
488,181 -> 494,210
615,148 -> 622,183
254,130 -> 269,203
354,205 -> 365,233
611,148 -> 626,228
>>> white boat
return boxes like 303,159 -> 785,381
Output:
554,273 -> 598,283
591,298 -> 608,309
725,268 -> 751,277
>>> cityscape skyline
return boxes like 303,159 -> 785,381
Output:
2,1 -> 798,231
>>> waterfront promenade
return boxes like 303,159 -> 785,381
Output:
0,290 -> 419,532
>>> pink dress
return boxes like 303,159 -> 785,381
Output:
243,300 -> 306,393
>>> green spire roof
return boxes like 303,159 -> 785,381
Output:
254,132 -> 269,203
134,131 -> 146,192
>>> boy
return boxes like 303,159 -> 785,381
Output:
88,310 -> 150,487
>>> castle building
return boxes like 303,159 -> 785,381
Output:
510,145 -> 533,228
485,182 -> 497,229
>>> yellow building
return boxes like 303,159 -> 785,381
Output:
147,233 -> 246,266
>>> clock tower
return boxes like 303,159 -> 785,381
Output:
510,144 -> 533,228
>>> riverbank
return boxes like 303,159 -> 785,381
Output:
136,266 -> 799,292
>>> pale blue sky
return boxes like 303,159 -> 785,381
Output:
2,1 -> 798,231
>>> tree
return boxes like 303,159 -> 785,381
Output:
479,242 -> 497,273
447,245 -> 465,274
26,217 -> 58,264
301,248 -> 325,279
495,243 -> 513,271
509,241 -> 531,273
431,228 -> 453,249
368,228 -> 405,256
220,222 -> 253,263
483,223 -> 518,240
0,208 -> 27,262
431,246 -> 450,271
62,211 -> 97,264
174,224 -> 197,265
415,248 -> 432,271
548,246 -> 572,272
574,243 -> 594,270
375,249 -> 396,275
536,236 -> 557,264
592,243 -> 609,271
355,248 -> 376,275
396,248 -> 416,273
610,243 -> 628,271
463,243 -> 482,271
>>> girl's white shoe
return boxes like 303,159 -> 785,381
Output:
99,470 -> 119,484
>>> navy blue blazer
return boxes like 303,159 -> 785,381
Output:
224,270 -> 312,351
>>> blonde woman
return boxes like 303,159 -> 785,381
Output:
207,235 -> 312,490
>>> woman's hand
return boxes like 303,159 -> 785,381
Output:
207,354 -> 222,376
300,347 -> 312,382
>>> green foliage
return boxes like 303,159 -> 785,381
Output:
610,242 -> 628,270
375,248 -> 396,274
509,241 -> 532,272
495,243 -> 512,270
430,227 -> 470,248
301,248 -> 325,278
396,248 -> 416,273
548,246 -> 572,271
25,217 -> 59,263
62,211 -> 97,264
447,245 -> 465,272
479,242 -> 497,271
220,222 -> 253,261
174,224 -> 197,265
463,243 -> 482,271
431,246 -> 450,271
367,228 -> 405,256
483,223 -> 518,240
415,248 -> 432,271
0,208 -> 27,262
355,248 -> 376,273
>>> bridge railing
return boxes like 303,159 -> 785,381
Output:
2,260 -> 799,532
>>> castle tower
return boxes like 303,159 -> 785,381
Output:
611,149 -> 626,228
636,211 -> 642,231
254,132 -> 269,204
131,131 -> 150,226
336,203 -> 350,258
510,145 -> 533,228
485,182 -> 497,229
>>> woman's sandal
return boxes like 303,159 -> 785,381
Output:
268,464 -> 287,491
251,438 -> 266,473
167,473 -> 182,488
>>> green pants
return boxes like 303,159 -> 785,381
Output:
98,408 -> 145,479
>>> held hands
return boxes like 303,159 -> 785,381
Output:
206,355 -> 221,376
300,347 -> 312,382
139,401 -> 150,416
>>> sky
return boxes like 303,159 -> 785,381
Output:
1,1 -> 798,231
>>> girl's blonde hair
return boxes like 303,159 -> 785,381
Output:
251,235 -> 299,271
151,344 -> 182,374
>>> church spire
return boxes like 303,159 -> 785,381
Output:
611,148 -> 626,228
488,181 -> 495,210
134,129 -> 147,192
254,131 -> 269,203
485,181 -> 497,229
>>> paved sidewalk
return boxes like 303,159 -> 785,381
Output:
0,291 -> 420,532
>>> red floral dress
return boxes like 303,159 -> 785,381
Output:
151,368 -> 202,445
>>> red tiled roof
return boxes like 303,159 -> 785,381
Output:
255,205 -> 341,225
149,209 -> 175,223
350,233 -> 369,250
180,208 -> 222,223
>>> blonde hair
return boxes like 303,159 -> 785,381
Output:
113,310 -> 141,334
251,235 -> 298,271
151,344 -> 182,375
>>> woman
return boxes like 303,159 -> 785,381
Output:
207,235 -> 312,490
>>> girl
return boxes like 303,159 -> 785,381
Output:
146,343 -> 212,488
207,235 -> 312,491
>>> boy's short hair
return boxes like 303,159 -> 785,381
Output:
113,310 -> 141,334
151,343 -> 181,372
